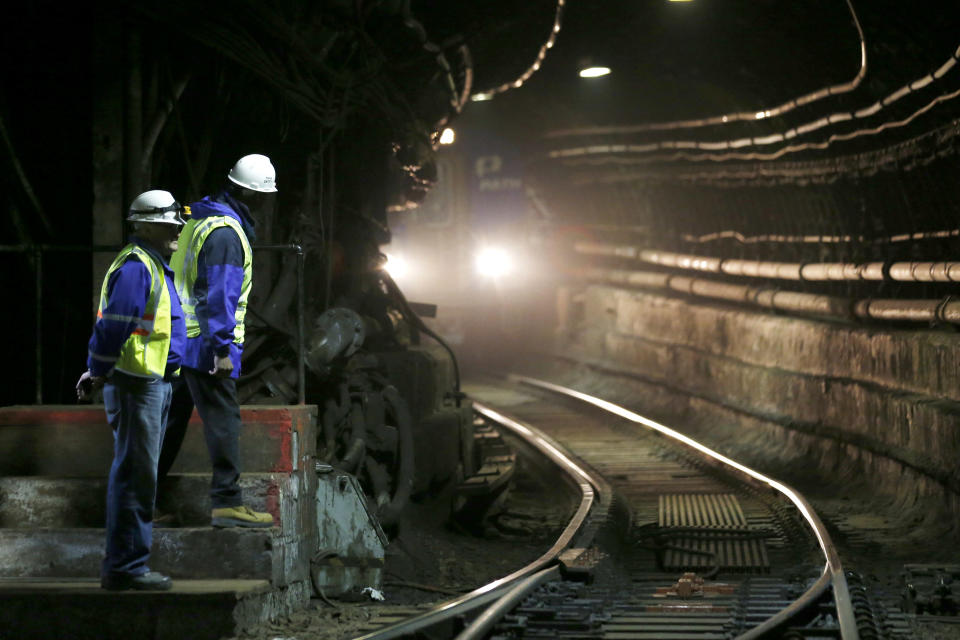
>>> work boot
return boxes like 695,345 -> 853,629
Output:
211,505 -> 274,528
101,571 -> 173,591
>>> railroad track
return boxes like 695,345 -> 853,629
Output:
353,375 -> 885,640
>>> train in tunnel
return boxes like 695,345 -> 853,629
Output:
4,0 -> 960,636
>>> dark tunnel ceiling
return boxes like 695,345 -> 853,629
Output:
417,0 -> 960,156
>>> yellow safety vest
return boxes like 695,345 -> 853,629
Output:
170,215 -> 253,344
97,244 -> 174,379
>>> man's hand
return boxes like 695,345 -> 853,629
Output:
209,355 -> 234,378
76,370 -> 105,401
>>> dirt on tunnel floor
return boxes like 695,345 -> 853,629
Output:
237,455 -> 575,640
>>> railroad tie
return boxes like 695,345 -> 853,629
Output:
656,494 -> 769,573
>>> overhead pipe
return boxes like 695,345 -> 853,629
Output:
683,224 -> 960,246
854,298 -> 960,324
548,39 -> 958,159
574,266 -> 960,326
572,241 -> 637,259
548,75 -> 960,165
472,0 -> 565,100
887,261 -> 960,282
728,260 -> 803,280
797,262 -> 884,281
574,242 -> 960,284
663,273 -> 853,319
566,119 -> 960,190
546,0 -> 866,138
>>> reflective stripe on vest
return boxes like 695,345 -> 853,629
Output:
170,215 -> 253,344
97,245 -> 173,379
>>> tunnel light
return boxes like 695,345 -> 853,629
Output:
578,66 -> 611,78
475,247 -> 514,279
383,253 -> 409,281
439,127 -> 455,145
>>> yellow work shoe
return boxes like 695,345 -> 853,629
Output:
211,505 -> 274,528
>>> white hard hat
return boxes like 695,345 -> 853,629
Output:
127,190 -> 186,226
227,154 -> 278,193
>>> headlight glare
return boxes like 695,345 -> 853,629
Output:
475,247 -> 513,278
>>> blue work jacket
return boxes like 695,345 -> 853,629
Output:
179,191 -> 257,377
87,237 -> 185,379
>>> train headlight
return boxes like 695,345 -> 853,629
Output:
475,247 -> 513,279
383,252 -> 409,281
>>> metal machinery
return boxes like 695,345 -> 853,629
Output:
234,241 -> 482,596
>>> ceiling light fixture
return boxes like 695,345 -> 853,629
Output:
548,0 -> 865,137
579,66 -> 611,78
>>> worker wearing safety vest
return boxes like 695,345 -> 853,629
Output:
77,190 -> 186,591
157,154 -> 276,528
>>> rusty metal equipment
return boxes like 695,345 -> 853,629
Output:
450,418 -> 516,533
308,307 -> 415,528
316,367 -> 415,528
306,307 -> 366,372
311,469 -> 388,597
901,565 -> 960,616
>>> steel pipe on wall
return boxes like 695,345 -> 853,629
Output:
853,298 -> 960,323
575,266 -> 960,326
574,242 -> 960,284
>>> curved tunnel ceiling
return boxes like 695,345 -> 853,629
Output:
409,0 -> 960,244
421,0 -> 960,163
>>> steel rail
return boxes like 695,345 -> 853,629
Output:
453,566 -> 562,640
510,374 -> 859,640
352,401 -> 598,640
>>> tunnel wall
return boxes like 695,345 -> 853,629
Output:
559,283 -> 960,520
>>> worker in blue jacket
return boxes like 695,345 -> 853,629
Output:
77,190 -> 186,591
158,154 -> 276,528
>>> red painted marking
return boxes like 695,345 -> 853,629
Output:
265,409 -> 293,472
265,481 -> 281,522
0,407 -> 108,426
2,405 -> 317,475
1,404 -> 315,526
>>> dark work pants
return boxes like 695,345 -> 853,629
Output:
157,368 -> 243,508
102,372 -> 171,578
